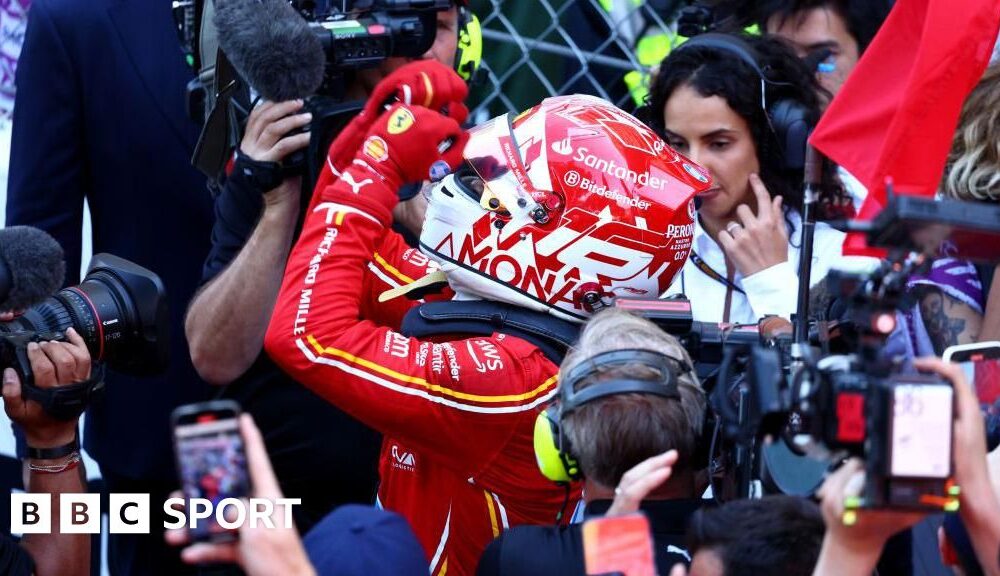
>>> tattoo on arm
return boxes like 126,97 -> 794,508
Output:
916,287 -> 967,355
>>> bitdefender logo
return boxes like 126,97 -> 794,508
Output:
563,168 -> 652,211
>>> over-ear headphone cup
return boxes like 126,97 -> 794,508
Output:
454,8 -> 483,84
768,99 -> 811,171
533,406 -> 582,482
533,408 -> 570,482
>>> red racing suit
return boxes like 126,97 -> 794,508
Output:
265,171 -> 581,575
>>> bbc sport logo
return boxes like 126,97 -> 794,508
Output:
10,493 -> 300,534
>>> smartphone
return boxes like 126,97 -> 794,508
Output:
888,381 -> 954,479
944,342 -> 1000,420
582,514 -> 656,576
171,400 -> 250,542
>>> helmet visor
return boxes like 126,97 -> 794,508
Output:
462,113 -> 545,222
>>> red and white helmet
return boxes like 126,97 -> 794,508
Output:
420,94 -> 712,323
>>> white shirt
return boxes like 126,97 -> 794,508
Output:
664,211 -> 859,325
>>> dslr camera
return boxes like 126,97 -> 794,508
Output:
0,254 -> 169,420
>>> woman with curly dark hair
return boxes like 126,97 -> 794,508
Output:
648,34 -> 858,324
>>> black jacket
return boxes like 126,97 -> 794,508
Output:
7,0 -> 214,478
477,498 -> 705,576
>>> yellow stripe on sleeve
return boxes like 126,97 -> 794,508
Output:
306,334 -> 558,404
372,252 -> 416,284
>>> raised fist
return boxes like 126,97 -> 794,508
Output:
326,60 -> 469,176
355,103 -> 467,189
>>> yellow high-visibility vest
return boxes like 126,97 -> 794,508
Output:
598,1 -> 759,105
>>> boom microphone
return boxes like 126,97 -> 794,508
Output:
214,0 -> 326,101
0,227 -> 65,312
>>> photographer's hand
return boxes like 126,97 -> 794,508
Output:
915,357 -> 1000,576
718,174 -> 789,278
241,100 -> 312,166
812,458 -> 927,576
2,328 -> 90,448
239,100 -> 311,208
165,415 -> 315,576
2,328 -> 91,576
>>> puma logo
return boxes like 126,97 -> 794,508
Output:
343,172 -> 373,194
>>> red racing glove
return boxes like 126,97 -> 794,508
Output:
326,60 -> 469,175
323,103 -> 467,223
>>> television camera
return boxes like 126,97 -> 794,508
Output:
627,193 -> 1000,510
173,0 -> 475,195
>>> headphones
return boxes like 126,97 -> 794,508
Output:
454,3 -> 483,84
671,33 -> 812,172
533,349 -> 694,483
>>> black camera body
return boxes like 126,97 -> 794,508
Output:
294,0 -> 449,83
732,260 -> 958,511
617,261 -> 958,511
0,254 -> 169,420
176,0 -> 453,194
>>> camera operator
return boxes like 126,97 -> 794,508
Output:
185,5 -> 469,531
476,308 -> 708,575
755,0 -> 893,101
812,358 -> 1000,576
1,328 -> 92,576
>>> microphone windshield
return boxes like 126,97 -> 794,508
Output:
0,226 -> 65,312
214,0 -> 326,102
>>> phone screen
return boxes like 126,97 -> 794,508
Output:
955,354 -> 1000,413
890,384 -> 953,479
174,411 -> 250,541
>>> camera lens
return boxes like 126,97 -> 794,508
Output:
0,254 -> 169,376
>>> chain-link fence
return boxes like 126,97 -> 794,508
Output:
466,0 -> 687,121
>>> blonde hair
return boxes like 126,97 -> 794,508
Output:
942,65 -> 1000,201
560,308 -> 706,486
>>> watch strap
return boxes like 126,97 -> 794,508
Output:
26,432 -> 79,460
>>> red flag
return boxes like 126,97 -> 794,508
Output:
809,0 -> 1000,256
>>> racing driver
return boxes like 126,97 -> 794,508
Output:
265,92 -> 712,574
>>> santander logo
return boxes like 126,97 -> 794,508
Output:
551,137 -> 573,156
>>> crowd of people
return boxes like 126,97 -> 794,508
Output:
2,0 -> 1000,575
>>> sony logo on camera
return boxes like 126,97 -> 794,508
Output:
10,494 -> 299,534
